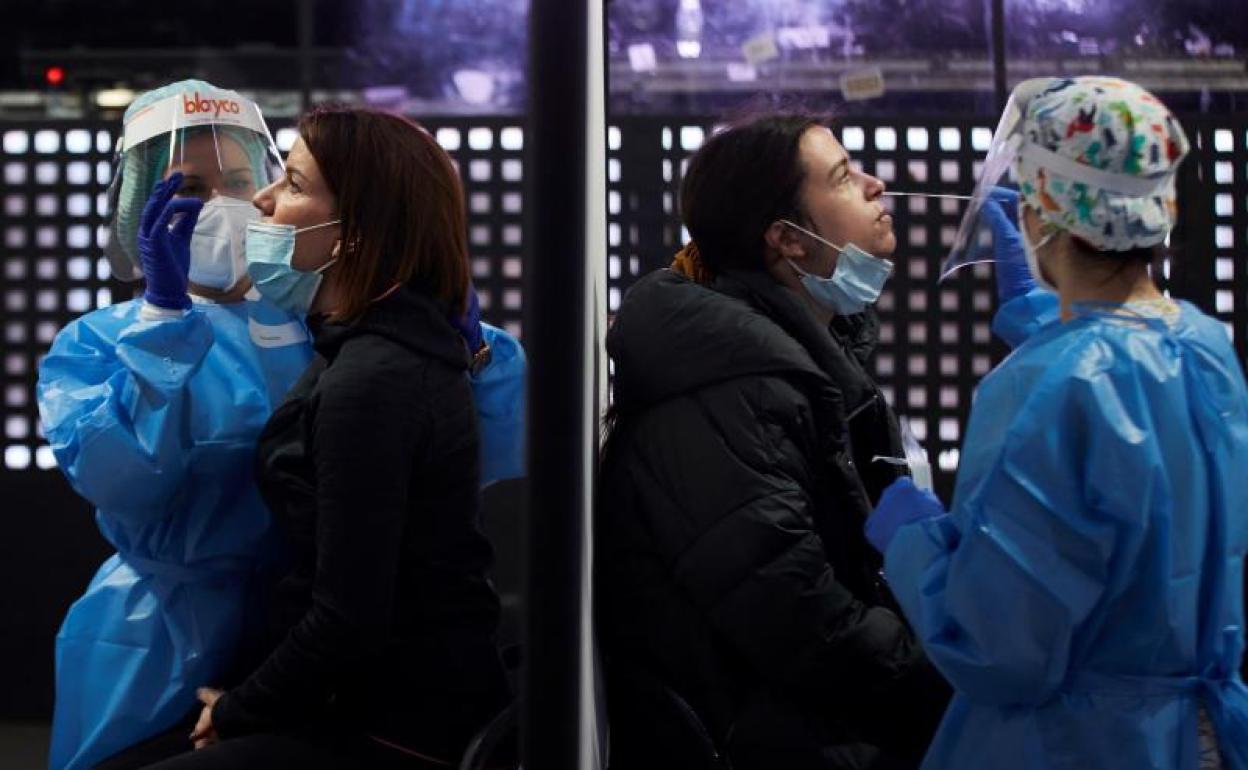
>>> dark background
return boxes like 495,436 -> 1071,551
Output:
0,3 -> 1245,766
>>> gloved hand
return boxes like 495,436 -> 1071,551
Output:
981,185 -> 1033,303
865,476 -> 948,554
137,172 -> 203,311
453,282 -> 484,353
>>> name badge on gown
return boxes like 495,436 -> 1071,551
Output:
248,317 -> 307,348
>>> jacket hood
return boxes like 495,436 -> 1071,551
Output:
608,268 -> 883,415
607,269 -> 824,410
311,284 -> 469,370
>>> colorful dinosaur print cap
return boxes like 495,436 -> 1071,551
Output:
1014,76 -> 1190,251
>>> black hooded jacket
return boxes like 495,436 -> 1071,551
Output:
212,285 -> 509,760
597,268 -> 948,764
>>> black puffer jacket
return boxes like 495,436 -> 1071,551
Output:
212,285 -> 510,762
597,268 -> 949,768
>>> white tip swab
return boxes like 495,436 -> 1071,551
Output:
883,191 -> 975,201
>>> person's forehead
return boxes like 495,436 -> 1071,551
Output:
285,139 -> 323,183
286,138 -> 310,164
173,133 -> 248,166
800,125 -> 848,171
173,133 -> 218,159
168,152 -> 223,176
215,134 -> 250,162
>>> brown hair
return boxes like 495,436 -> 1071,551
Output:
299,105 -> 470,322
678,111 -> 827,279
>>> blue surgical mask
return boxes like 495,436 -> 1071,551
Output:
779,219 -> 894,316
244,219 -> 342,316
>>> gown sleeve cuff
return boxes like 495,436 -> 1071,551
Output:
992,288 -> 1060,349
139,301 -> 190,321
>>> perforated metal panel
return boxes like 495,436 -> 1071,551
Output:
3,113 -> 1244,495
424,120 -> 527,340
604,118 -> 695,315
1178,118 -> 1248,359
853,119 -> 1001,485
1,124 -> 123,472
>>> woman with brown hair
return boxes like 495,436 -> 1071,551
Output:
134,105 -> 512,769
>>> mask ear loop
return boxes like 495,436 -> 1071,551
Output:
1019,203 -> 1060,246
293,219 -> 343,236
777,219 -> 843,283
308,230 -> 346,277
777,218 -> 846,254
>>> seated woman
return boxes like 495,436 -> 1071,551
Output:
596,112 -> 950,770
137,106 -> 513,769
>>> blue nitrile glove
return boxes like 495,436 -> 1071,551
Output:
982,185 -> 1034,303
453,282 -> 485,353
865,476 -> 948,554
137,172 -> 203,311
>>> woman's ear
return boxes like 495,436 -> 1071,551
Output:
764,220 -> 806,263
332,237 -> 361,259
333,236 -> 363,260
763,220 -> 808,288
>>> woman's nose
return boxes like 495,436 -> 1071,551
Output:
251,183 -> 275,215
862,172 -> 885,200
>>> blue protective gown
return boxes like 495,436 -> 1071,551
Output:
476,322 -> 527,488
38,301 -> 526,770
38,295 -> 312,770
886,293 -> 1248,770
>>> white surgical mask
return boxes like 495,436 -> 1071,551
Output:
1020,209 -> 1058,293
189,198 -> 261,290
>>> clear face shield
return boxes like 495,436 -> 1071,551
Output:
938,78 -> 1056,281
103,87 -> 284,288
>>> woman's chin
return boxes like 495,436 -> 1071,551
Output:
874,232 -> 898,258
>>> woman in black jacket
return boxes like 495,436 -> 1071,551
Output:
597,113 -> 950,770
140,107 -> 510,769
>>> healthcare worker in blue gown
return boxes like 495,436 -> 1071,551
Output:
866,76 -> 1248,770
37,80 -> 525,770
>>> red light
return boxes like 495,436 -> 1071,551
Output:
45,66 -> 64,86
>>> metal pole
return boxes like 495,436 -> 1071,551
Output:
521,0 -> 598,766
297,0 -> 314,111
986,0 -> 1007,113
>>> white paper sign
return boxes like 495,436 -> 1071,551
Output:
840,67 -> 886,101
776,25 -> 831,50
741,32 -> 779,65
628,43 -> 658,73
